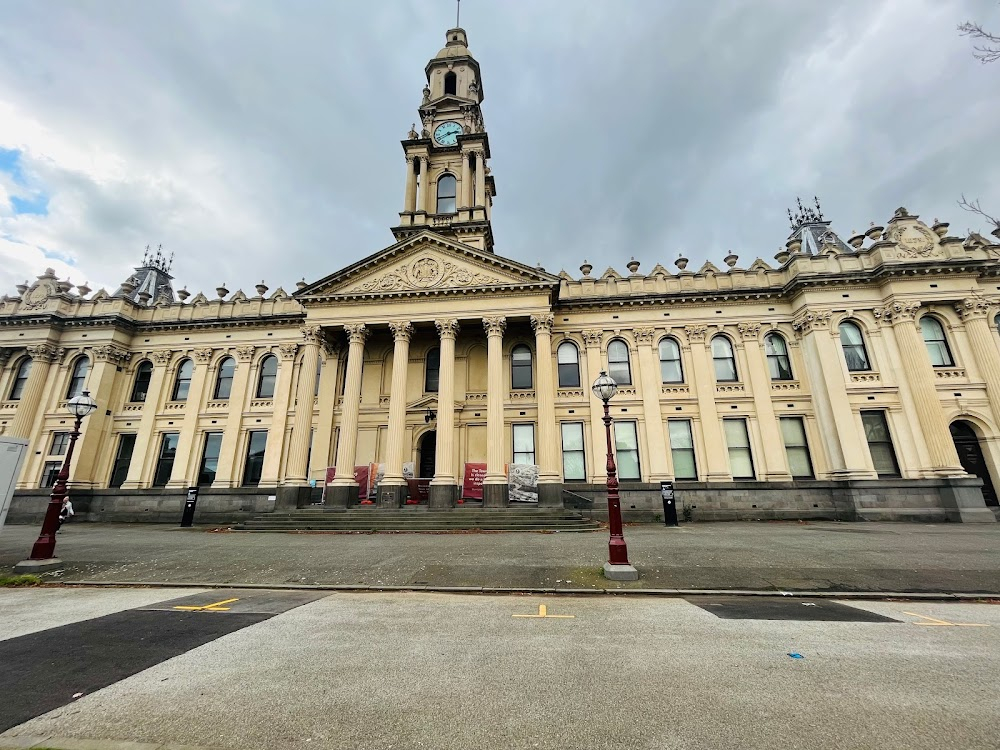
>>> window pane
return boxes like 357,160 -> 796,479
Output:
723,419 -> 750,448
215,358 -> 235,399
109,434 -> 137,488
723,419 -> 754,479
617,451 -> 640,480
561,422 -> 585,481
557,343 -> 580,387
561,422 -> 584,450
861,412 -> 888,442
257,356 -> 277,398
563,452 -> 586,481
40,461 -> 62,489
50,432 -> 70,456
173,360 -> 193,401
242,431 -> 268,486
153,433 -> 179,487
673,451 -> 697,480
614,421 -> 638,450
780,418 -> 812,478
10,359 -> 31,400
668,420 -> 694,449
513,424 -> 535,453
668,420 -> 697,480
843,344 -> 870,371
425,348 -> 440,392
131,362 -> 152,402
839,322 -> 863,345
608,362 -> 631,385
67,358 -> 90,398
198,432 -> 224,487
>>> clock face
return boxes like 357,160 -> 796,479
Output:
434,121 -> 462,146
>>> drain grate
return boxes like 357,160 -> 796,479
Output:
686,596 -> 899,623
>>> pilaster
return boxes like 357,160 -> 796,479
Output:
329,323 -> 369,507
483,315 -> 508,506
633,327 -> 670,481
212,345 -> 256,489
582,329 -> 608,484
284,326 -> 324,487
166,347 -> 213,488
685,325 -> 731,481
430,318 -> 460,508
738,323 -> 791,480
73,344 -> 131,488
381,321 -> 414,506
259,342 -> 300,485
122,350 -> 174,489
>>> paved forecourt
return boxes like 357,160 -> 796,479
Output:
1,587 -> 998,750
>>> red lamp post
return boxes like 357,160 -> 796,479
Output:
592,371 -> 630,567
19,390 -> 97,569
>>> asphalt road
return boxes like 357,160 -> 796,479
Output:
1,587 -> 998,749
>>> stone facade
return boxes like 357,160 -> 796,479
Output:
2,28 -> 999,524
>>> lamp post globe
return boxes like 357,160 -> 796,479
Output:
592,371 -> 632,572
16,390 -> 97,572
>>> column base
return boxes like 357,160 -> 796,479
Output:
325,484 -> 357,509
378,482 -> 406,508
428,483 -> 457,509
483,483 -> 509,508
940,478 -> 997,523
275,485 -> 313,510
14,558 -> 63,574
602,562 -> 639,581
537,482 -> 564,507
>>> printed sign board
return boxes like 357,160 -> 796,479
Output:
0,438 -> 29,534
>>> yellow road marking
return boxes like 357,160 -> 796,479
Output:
904,611 -> 990,627
512,604 -> 574,619
173,597 -> 240,612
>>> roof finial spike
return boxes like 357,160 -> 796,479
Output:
456,0 -> 461,27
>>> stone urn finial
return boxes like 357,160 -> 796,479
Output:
255,281 -> 269,297
931,219 -> 950,238
120,276 -> 137,296
137,290 -> 152,305
847,230 -> 865,249
15,281 -> 29,296
723,252 -> 738,269
675,254 -> 689,271
865,223 -> 884,241
76,281 -> 92,297
296,277 -> 308,290
216,283 -> 229,300
626,257 -> 640,274
774,247 -> 790,264
57,277 -> 74,294
786,237 -> 802,254
177,287 -> 190,302
580,260 -> 593,277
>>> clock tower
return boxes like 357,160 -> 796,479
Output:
393,27 -> 496,253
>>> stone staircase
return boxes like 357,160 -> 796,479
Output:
232,506 -> 601,532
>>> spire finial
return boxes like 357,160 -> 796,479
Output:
456,0 -> 460,27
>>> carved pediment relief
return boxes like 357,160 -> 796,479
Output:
350,252 -> 503,293
887,222 -> 940,259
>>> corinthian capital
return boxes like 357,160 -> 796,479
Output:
633,327 -> 655,345
234,345 -> 256,362
389,321 -> 414,342
193,348 -> 214,364
301,325 -> 325,345
683,325 -> 707,343
150,349 -> 174,365
955,297 -> 993,322
93,344 -> 132,365
791,309 -> 832,334
875,300 -> 921,326
737,322 -> 762,341
25,343 -> 59,362
435,318 -> 460,340
582,329 -> 603,347
482,316 -> 506,337
344,323 -> 369,344
530,313 -> 554,334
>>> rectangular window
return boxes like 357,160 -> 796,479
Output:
613,421 -> 641,480
779,417 -> 814,479
242,430 -> 268,486
40,461 -> 62,489
560,422 -> 586,481
723,418 -> 755,479
109,434 -> 137,489
152,433 -> 180,488
668,420 -> 697,480
49,432 -> 70,456
861,411 -> 900,477
512,423 -> 536,465
197,432 -> 224,487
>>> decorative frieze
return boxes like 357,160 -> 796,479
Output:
934,368 -> 967,379
850,373 -> 881,383
350,256 -> 501,293
716,384 -> 745,394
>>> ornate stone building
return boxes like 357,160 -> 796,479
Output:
2,27 -> 999,524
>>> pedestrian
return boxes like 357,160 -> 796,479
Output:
57,498 -> 74,532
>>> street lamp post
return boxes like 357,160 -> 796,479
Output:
591,371 -> 638,580
15,390 -> 97,573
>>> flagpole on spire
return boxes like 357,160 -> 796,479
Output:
456,0 -> 461,27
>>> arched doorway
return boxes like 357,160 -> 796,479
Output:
950,420 -> 998,506
418,430 -> 437,479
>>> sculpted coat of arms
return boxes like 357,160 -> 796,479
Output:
888,224 -> 939,259
350,255 -> 502,293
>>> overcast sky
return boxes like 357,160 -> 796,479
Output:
1,0 -> 999,298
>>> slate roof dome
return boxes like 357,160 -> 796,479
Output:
435,28 -> 473,59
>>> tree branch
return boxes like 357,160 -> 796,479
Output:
959,194 -> 1000,230
958,20 -> 1000,63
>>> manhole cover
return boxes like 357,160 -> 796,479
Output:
686,596 -> 899,622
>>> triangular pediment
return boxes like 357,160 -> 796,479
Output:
297,231 -> 559,299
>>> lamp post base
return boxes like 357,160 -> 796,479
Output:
602,562 -> 639,581
14,558 -> 63,574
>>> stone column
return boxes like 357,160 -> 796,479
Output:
792,310 -> 874,478
582,329 -> 608,483
328,323 -> 368,507
685,326 -> 731,481
531,314 -> 561,505
123,349 -> 174,489
259,342 -> 299,487
430,319 -> 460,508
633,327 -> 670,481
956,298 -> 1000,421
8,344 -> 58,439
473,150 -> 486,207
483,316 -> 508,506
165,347 -> 214,488
403,155 -> 417,213
212,345 -> 256,488
420,157 -> 434,214
380,321 -> 414,507
278,326 -> 324,509
312,341 -> 341,482
738,323 -> 791,481
460,152 -> 472,210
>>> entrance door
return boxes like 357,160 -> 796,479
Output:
950,421 -> 998,506
418,431 -> 437,479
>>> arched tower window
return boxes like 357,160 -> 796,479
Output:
764,333 -> 793,380
66,357 -> 90,399
171,359 -> 194,401
607,340 -> 632,385
919,316 -> 954,367
711,336 -> 737,382
130,361 -> 153,402
436,174 -> 457,214
9,358 -> 31,400
444,71 -> 457,95
511,345 -> 533,389
838,322 -> 870,371
557,342 -> 580,388
256,355 -> 278,398
658,338 -> 683,383
425,348 -> 440,393
214,357 -> 236,400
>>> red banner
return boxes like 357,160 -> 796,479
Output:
354,465 -> 370,500
405,478 -> 431,503
462,463 -> 487,500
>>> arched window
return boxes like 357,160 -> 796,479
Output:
711,336 -> 737,382
9,358 -> 31,400
607,340 -> 632,385
130,361 -> 153,402
659,338 -> 683,383
511,345 -> 533,389
444,71 -> 457,95
557,341 -> 580,388
66,357 -> 90,399
838,322 -> 870,371
214,357 -> 236,400
256,355 -> 278,398
764,333 -> 793,380
171,359 -> 194,401
425,347 -> 440,392
436,174 -> 457,214
920,316 -> 954,367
